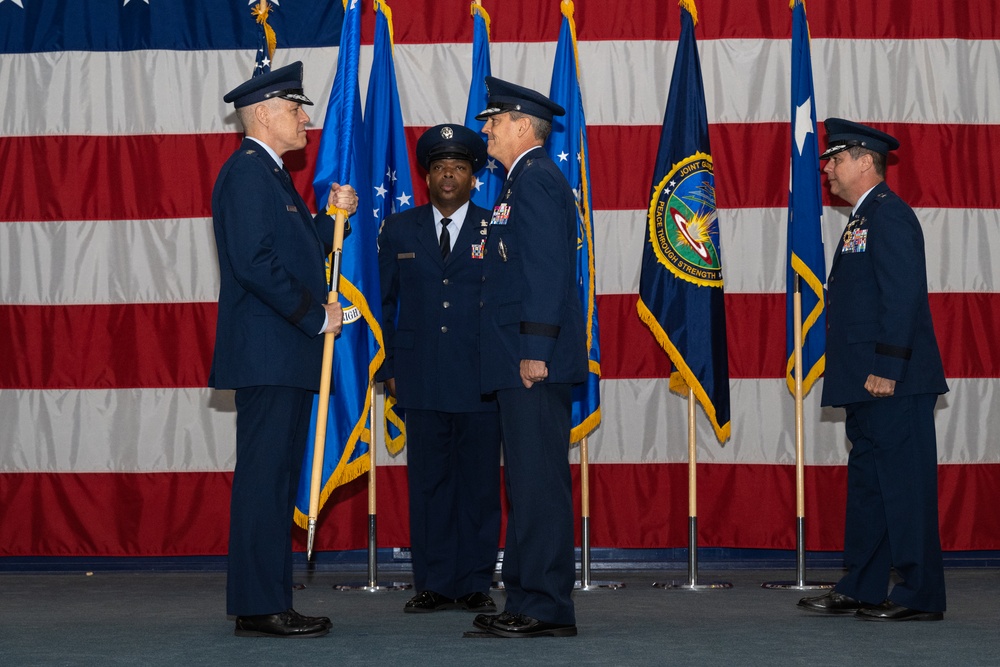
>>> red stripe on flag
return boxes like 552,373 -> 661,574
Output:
589,123 -> 1000,212
598,292 -> 998,380
3,463 -> 996,556
4,124 -> 998,222
366,0 -> 999,42
2,293 -> 995,389
0,303 -> 216,389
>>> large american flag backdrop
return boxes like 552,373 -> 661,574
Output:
2,0 -> 998,558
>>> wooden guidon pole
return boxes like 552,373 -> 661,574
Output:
306,209 -> 348,559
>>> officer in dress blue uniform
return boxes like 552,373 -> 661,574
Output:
798,119 -> 949,622
377,124 -> 501,615
467,78 -> 587,639
210,62 -> 358,638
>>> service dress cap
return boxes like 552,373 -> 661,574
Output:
223,61 -> 313,109
416,124 -> 488,172
820,118 -> 900,159
475,76 -> 565,122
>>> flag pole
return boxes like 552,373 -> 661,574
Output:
574,436 -> 624,591
306,209 -> 348,560
332,382 -> 410,592
762,275 -> 833,590
655,388 -> 731,590
366,381 -> 379,590
580,435 -> 591,587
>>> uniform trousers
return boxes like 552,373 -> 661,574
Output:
495,383 -> 576,625
405,409 -> 501,599
834,392 -> 946,612
227,385 -> 313,616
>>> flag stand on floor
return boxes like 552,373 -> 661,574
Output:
575,436 -> 624,591
761,0 -> 832,591
653,389 -> 732,590
761,277 -> 833,591
333,383 -> 410,592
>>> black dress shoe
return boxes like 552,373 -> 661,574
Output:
855,600 -> 944,622
485,613 -> 577,638
404,590 -> 458,613
234,611 -> 330,638
288,608 -> 332,629
797,591 -> 863,614
457,591 -> 497,612
473,610 -> 516,630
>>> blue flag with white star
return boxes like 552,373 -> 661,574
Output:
294,0 -> 381,527
547,0 -> 601,443
464,1 -> 504,208
636,0 -> 730,443
786,0 -> 826,396
365,0 -> 411,454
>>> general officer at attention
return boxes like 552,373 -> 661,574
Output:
211,62 -> 358,638
798,119 -> 948,622
469,77 -> 587,638
377,124 -> 501,615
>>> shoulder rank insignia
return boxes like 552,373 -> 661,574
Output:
244,149 -> 256,155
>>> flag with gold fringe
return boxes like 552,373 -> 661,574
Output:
365,0 -> 411,455
636,0 -> 730,443
463,0 -> 504,209
786,0 -> 826,396
251,0 -> 276,77
293,0 -> 382,527
548,0 -> 601,442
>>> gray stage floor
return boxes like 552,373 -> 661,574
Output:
1,568 -> 998,666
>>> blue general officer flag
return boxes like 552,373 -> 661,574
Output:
294,0 -> 383,527
786,0 -> 826,396
547,0 -> 601,443
463,0 -> 504,209
636,0 -> 731,443
365,0 -> 412,455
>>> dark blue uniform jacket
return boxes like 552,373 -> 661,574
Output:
479,146 -> 587,393
210,138 -> 337,391
377,203 -> 496,413
821,181 -> 948,407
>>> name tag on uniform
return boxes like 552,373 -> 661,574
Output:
397,252 -> 415,259
286,205 -> 298,213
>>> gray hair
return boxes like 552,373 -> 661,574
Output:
509,110 -> 552,143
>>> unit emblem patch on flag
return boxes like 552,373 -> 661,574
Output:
647,151 -> 722,288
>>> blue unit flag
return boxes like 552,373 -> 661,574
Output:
463,1 -> 504,209
294,0 -> 383,527
636,0 -> 730,443
365,0 -> 412,455
786,0 -> 827,396
547,0 -> 601,443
